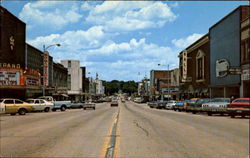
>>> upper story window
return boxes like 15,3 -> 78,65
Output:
241,38 -> 249,64
196,50 -> 205,81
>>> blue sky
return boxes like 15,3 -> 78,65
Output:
2,1 -> 248,81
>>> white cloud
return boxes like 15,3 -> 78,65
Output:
19,1 -> 82,30
27,26 -> 106,51
171,33 -> 204,49
86,1 -> 177,31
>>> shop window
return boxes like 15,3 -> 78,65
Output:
196,50 -> 205,81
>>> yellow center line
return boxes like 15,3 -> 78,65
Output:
113,115 -> 120,158
100,107 -> 120,158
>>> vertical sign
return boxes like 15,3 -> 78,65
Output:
182,50 -> 188,81
43,52 -> 49,86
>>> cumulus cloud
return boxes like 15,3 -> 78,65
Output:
86,1 -> 177,32
171,33 -> 204,49
27,26 -> 106,53
19,1 -> 82,30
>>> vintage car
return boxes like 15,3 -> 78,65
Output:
157,100 -> 168,109
70,101 -> 84,109
147,101 -> 159,108
83,101 -> 96,110
110,100 -> 119,107
173,100 -> 190,111
26,99 -> 54,112
227,98 -> 250,118
202,98 -> 230,116
188,98 -> 211,114
165,100 -> 177,110
0,98 -> 33,115
184,98 -> 200,112
38,96 -> 71,111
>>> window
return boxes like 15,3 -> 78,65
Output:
68,61 -> 71,68
241,38 -> 250,63
4,100 -> 14,104
35,100 -> 40,104
196,50 -> 205,81
15,100 -> 24,104
40,100 -> 45,104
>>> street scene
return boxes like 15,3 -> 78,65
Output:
1,100 -> 249,158
0,1 -> 250,158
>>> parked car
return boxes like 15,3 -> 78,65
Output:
202,98 -> 230,116
111,100 -> 119,107
147,101 -> 158,108
134,97 -> 143,103
26,99 -> 54,112
0,98 -> 33,115
173,100 -> 189,111
188,98 -> 211,114
157,100 -> 168,109
184,98 -> 200,112
70,101 -> 84,109
38,96 -> 71,111
165,100 -> 177,110
227,98 -> 250,118
83,101 -> 96,110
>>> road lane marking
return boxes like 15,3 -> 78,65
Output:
100,108 -> 120,158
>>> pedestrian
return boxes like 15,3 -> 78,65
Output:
230,96 -> 235,103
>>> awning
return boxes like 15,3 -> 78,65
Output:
194,89 -> 201,93
201,88 -> 208,93
61,94 -> 69,97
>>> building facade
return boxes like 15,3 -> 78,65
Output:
209,6 -> 248,98
61,60 -> 84,101
52,62 -> 68,97
179,34 -> 210,99
240,6 -> 250,97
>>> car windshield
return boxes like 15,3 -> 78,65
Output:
0,99 -> 4,103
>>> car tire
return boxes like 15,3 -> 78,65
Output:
18,109 -> 26,115
192,111 -> 196,114
10,113 -> 16,116
83,108 -> 86,110
52,109 -> 56,112
230,114 -> 235,118
44,107 -> 50,112
93,107 -> 95,110
207,112 -> 212,116
61,106 -> 66,111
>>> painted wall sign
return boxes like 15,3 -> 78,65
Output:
242,69 -> 250,81
216,59 -> 229,77
9,36 -> 15,51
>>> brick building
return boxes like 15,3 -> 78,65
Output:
179,34 -> 210,99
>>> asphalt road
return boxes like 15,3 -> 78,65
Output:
0,101 -> 249,158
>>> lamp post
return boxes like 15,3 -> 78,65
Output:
158,64 -> 170,101
42,43 -> 61,96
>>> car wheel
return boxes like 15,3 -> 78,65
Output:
241,115 -> 245,118
93,107 -> 95,110
230,114 -> 235,118
44,107 -> 50,112
61,106 -> 66,111
52,109 -> 56,112
207,112 -> 212,116
10,113 -> 16,116
83,108 -> 86,110
192,111 -> 196,114
18,109 -> 26,115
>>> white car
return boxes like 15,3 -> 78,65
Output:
202,98 -> 230,116
26,99 -> 54,112
165,100 -> 177,110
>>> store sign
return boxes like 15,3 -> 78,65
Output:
242,69 -> 250,81
182,51 -> 188,80
0,71 -> 20,86
0,63 -> 21,69
24,68 -> 40,87
216,59 -> 229,77
43,52 -> 49,86
161,88 -> 179,93
26,77 -> 40,86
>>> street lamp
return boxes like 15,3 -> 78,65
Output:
42,43 -> 61,96
158,64 -> 170,101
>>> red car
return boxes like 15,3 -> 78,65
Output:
227,98 -> 250,118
